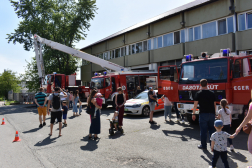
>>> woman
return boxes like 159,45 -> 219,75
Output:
72,90 -> 79,116
136,86 -> 142,95
161,95 -> 172,122
115,87 -> 126,131
236,91 -> 252,154
88,89 -> 102,140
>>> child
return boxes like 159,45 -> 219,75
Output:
112,111 -> 119,130
210,120 -> 236,168
161,95 -> 172,122
218,99 -> 234,151
62,101 -> 68,127
93,93 -> 103,119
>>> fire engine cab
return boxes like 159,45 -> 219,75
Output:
158,49 -> 252,124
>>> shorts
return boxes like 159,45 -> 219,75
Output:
149,102 -> 156,112
37,107 -> 47,116
63,113 -> 67,120
50,111 -> 62,124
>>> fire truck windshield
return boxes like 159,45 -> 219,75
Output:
90,78 -> 104,89
179,58 -> 228,84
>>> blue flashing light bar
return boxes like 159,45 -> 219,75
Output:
185,55 -> 192,61
222,49 -> 229,56
94,73 -> 98,76
103,71 -> 107,75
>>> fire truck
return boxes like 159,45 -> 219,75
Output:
158,49 -> 252,124
33,35 -> 157,106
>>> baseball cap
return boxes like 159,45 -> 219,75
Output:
96,93 -> 102,97
214,120 -> 223,127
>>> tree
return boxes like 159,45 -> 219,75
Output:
0,70 -> 21,99
7,0 -> 97,91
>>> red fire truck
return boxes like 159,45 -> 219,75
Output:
158,49 -> 252,124
34,35 -> 157,104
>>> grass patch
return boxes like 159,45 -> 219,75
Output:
5,101 -> 19,106
0,97 -> 5,101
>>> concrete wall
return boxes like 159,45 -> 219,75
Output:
185,0 -> 231,27
150,43 -> 184,63
92,42 -> 106,55
125,51 -> 149,67
92,64 -> 104,72
236,29 -> 252,51
81,64 -> 92,82
150,14 -> 182,37
185,33 -> 234,56
110,56 -> 125,67
107,35 -> 124,50
125,26 -> 148,44
235,0 -> 252,13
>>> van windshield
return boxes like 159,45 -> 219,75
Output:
179,58 -> 228,84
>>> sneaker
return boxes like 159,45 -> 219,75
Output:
230,145 -> 234,151
43,122 -> 46,126
181,120 -> 185,124
39,124 -> 43,128
197,145 -> 207,150
176,118 -> 180,122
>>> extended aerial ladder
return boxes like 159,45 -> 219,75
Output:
33,34 -> 129,80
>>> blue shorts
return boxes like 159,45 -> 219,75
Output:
63,113 -> 67,120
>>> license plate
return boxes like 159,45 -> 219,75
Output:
124,108 -> 128,111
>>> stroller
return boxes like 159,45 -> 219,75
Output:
107,119 -> 124,136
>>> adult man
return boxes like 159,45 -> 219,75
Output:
35,87 -> 47,128
47,87 -> 67,136
192,79 -> 216,149
148,86 -> 158,124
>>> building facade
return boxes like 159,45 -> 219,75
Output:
80,0 -> 252,86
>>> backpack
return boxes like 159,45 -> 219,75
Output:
52,94 -> 61,109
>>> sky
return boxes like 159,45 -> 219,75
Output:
0,0 -> 195,76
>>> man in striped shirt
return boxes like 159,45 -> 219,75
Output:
35,87 -> 48,128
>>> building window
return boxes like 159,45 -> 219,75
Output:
143,41 -> 147,51
103,52 -> 108,60
129,45 -> 131,55
157,36 -> 163,48
131,44 -> 135,54
153,38 -> 157,49
202,21 -> 216,39
194,26 -> 201,40
188,28 -> 193,42
163,33 -> 173,47
136,42 -> 142,53
121,47 -> 126,56
148,39 -> 152,50
248,13 -> 252,29
98,53 -> 103,59
180,30 -> 185,43
218,19 -> 227,35
110,50 -> 114,59
174,31 -> 180,44
227,17 -> 234,33
115,48 -> 120,58
239,13 -> 246,31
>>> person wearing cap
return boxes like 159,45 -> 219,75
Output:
148,86 -> 158,124
210,120 -> 236,168
192,79 -> 216,149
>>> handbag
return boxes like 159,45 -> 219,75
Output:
243,120 -> 252,134
86,105 -> 94,115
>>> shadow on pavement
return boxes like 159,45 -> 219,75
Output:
34,136 -> 58,146
23,127 -> 42,134
80,136 -> 100,151
162,127 -> 201,141
201,149 -> 239,168
108,132 -> 124,139
150,124 -> 160,130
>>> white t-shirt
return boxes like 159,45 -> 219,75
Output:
48,93 -> 65,112
60,92 -> 66,101
218,108 -> 231,125
163,97 -> 172,106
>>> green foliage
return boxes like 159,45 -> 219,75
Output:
0,70 -> 21,99
7,0 -> 97,91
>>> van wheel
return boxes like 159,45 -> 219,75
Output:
142,106 -> 150,117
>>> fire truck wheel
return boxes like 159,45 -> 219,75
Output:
187,114 -> 198,125
142,106 -> 150,117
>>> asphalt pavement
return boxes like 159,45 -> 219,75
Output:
0,105 -> 251,168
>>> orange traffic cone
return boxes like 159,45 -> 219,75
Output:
13,131 -> 21,142
1,118 -> 6,125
